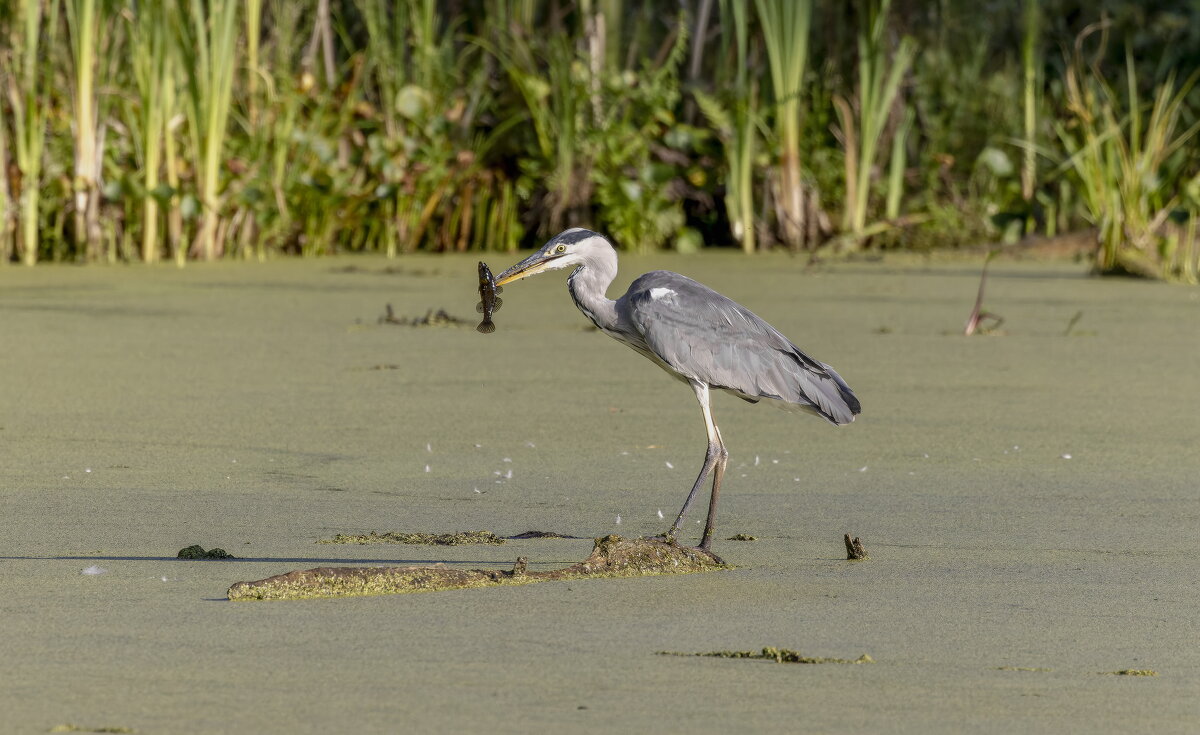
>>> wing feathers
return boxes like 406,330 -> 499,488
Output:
624,271 -> 860,425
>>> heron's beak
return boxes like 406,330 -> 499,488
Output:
494,251 -> 562,286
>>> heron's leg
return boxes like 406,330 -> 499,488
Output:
667,382 -> 722,541
699,425 -> 729,551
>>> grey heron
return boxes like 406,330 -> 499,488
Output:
495,228 -> 860,551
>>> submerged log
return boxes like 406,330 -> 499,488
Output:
228,535 -> 727,601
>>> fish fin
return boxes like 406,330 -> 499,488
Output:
476,301 -> 485,313
494,285 -> 503,295
492,296 -> 503,311
477,320 -> 496,334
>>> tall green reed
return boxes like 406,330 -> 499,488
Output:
130,0 -> 177,263
1057,28 -> 1200,281
834,0 -> 915,242
65,0 -> 102,258
1020,0 -> 1040,204
694,0 -> 756,253
175,0 -> 240,261
4,0 -> 60,264
754,0 -> 813,250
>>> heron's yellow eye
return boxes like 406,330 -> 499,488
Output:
555,244 -> 566,254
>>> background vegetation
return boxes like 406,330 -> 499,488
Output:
0,0 -> 1197,280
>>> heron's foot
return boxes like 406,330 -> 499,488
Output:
696,545 -> 725,565
650,531 -> 678,546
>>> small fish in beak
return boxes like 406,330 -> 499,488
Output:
476,262 -> 502,334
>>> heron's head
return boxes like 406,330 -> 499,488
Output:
494,229 -> 614,286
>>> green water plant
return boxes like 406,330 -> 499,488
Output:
755,0 -> 814,250
834,0 -> 917,245
129,0 -> 176,263
3,0 -> 60,264
1056,27 -> 1200,281
694,0 -> 756,253
175,0 -> 240,261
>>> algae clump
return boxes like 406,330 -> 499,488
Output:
317,530 -> 504,546
658,647 -> 874,665
229,535 -> 726,601
177,545 -> 235,559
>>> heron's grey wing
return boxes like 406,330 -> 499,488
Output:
621,271 -> 860,425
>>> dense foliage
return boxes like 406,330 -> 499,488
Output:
0,0 -> 1197,279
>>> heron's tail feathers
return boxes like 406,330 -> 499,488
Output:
770,349 -> 861,426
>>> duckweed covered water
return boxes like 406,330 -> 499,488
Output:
2,254 -> 1196,733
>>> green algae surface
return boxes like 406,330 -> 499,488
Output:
2,254 -> 1198,733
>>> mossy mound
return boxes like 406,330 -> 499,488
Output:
316,530 -> 505,546
177,545 -> 236,559
659,647 -> 874,665
228,535 -> 726,601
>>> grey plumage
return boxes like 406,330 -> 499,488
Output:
620,270 -> 859,425
495,228 -> 860,551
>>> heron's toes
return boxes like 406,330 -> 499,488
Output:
697,543 -> 724,564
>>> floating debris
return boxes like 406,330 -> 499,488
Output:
726,534 -> 757,541
1104,669 -> 1158,676
844,534 -> 868,560
81,565 -> 108,575
177,545 -> 236,560
658,647 -> 874,665
506,530 -> 585,540
229,535 -> 727,601
49,724 -> 136,734
379,305 -> 471,327
963,250 -> 1005,336
317,531 -> 505,546
997,666 -> 1052,672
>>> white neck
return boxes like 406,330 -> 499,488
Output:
566,247 -> 619,332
